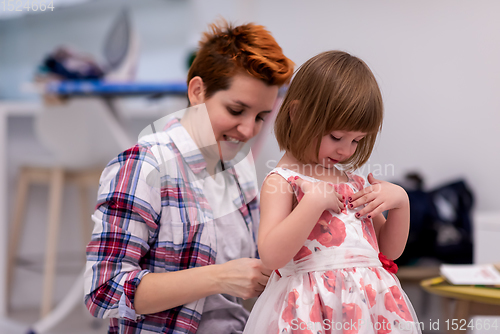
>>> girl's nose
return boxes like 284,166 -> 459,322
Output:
336,142 -> 350,156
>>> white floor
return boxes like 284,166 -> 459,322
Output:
3,305 -> 108,334
2,259 -> 108,334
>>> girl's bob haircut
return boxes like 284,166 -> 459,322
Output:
274,50 -> 384,171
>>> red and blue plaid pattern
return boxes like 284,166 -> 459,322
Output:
84,117 -> 259,333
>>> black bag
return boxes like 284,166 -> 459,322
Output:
395,175 -> 474,266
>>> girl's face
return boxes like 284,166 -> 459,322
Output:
316,130 -> 367,169
201,73 -> 279,161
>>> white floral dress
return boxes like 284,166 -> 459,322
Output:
243,167 -> 421,334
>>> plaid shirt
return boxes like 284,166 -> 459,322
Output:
84,117 -> 259,334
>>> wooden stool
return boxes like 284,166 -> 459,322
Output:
7,166 -> 101,318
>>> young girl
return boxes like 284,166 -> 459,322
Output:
243,51 -> 421,334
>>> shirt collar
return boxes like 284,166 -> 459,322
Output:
164,117 -> 258,203
164,117 -> 208,174
226,150 -> 258,204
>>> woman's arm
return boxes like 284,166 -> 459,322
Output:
85,144 -> 271,318
134,258 -> 270,314
258,175 -> 344,270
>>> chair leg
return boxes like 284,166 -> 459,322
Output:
40,168 -> 64,319
78,181 -> 92,257
6,167 -> 31,310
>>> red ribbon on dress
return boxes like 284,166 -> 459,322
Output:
379,253 -> 398,274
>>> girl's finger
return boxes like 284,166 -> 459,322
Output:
348,189 -> 364,203
339,198 -> 346,211
349,186 -> 374,202
335,191 -> 344,202
333,200 -> 343,214
367,173 -> 382,185
355,201 -> 378,218
357,202 -> 383,219
350,191 -> 376,210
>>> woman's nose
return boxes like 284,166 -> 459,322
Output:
238,117 -> 257,140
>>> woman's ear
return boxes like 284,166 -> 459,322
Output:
188,76 -> 205,106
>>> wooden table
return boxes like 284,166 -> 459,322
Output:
421,276 -> 500,333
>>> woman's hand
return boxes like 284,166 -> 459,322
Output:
294,177 -> 345,214
217,258 -> 272,300
348,173 -> 409,219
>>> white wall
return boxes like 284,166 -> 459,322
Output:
2,0 -> 499,211
254,0 -> 500,212
1,0 -> 500,320
0,0 -> 193,99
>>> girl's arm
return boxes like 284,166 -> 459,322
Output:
258,174 -> 344,270
371,202 -> 409,259
349,173 -> 410,259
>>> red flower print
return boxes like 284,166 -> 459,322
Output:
308,212 -> 346,247
309,293 -> 334,334
307,273 -> 317,291
384,286 -> 413,322
342,303 -> 362,334
369,267 -> 382,280
322,271 -> 337,293
287,176 -> 305,201
333,184 -> 354,214
364,284 -> 377,308
268,319 -> 280,334
309,293 -> 331,321
293,246 -> 312,261
359,278 -> 376,307
350,174 -> 366,191
379,253 -> 398,274
282,289 -> 300,324
346,267 -> 357,274
376,315 -> 392,334
362,218 -> 379,251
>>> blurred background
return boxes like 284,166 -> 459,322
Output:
1,0 -> 499,333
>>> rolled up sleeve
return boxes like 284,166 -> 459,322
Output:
84,144 -> 161,321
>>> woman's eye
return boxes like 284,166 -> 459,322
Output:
227,108 -> 243,115
256,115 -> 265,122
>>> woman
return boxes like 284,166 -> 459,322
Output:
84,20 -> 294,333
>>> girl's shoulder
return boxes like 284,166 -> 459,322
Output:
265,166 -> 309,184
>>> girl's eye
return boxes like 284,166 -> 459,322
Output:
256,115 -> 265,122
330,135 -> 340,141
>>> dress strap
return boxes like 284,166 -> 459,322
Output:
265,167 -> 297,181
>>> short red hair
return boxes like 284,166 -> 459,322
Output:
188,20 -> 294,99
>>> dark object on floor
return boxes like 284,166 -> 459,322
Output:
396,173 -> 474,266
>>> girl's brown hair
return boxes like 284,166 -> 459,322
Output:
187,20 -> 294,99
274,50 -> 384,170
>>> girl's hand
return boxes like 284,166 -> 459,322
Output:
294,177 -> 345,214
348,173 -> 409,219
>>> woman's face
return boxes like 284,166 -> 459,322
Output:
200,73 -> 279,161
